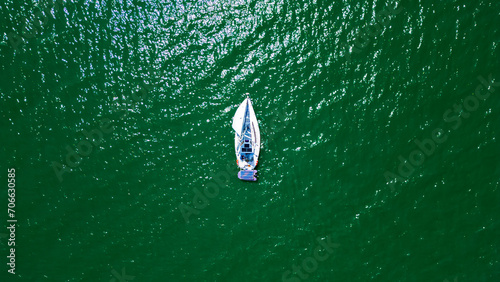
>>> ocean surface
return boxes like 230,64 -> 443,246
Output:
1,0 -> 499,281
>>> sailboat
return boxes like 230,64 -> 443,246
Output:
232,94 -> 260,181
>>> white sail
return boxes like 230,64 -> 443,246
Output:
232,99 -> 247,134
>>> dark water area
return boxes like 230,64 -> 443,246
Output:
0,0 -> 499,281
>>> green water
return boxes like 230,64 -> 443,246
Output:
1,0 -> 499,281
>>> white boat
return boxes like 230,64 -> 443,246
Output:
232,94 -> 260,181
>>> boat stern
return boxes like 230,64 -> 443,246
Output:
238,170 -> 258,181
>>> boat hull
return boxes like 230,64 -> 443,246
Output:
233,97 -> 260,179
